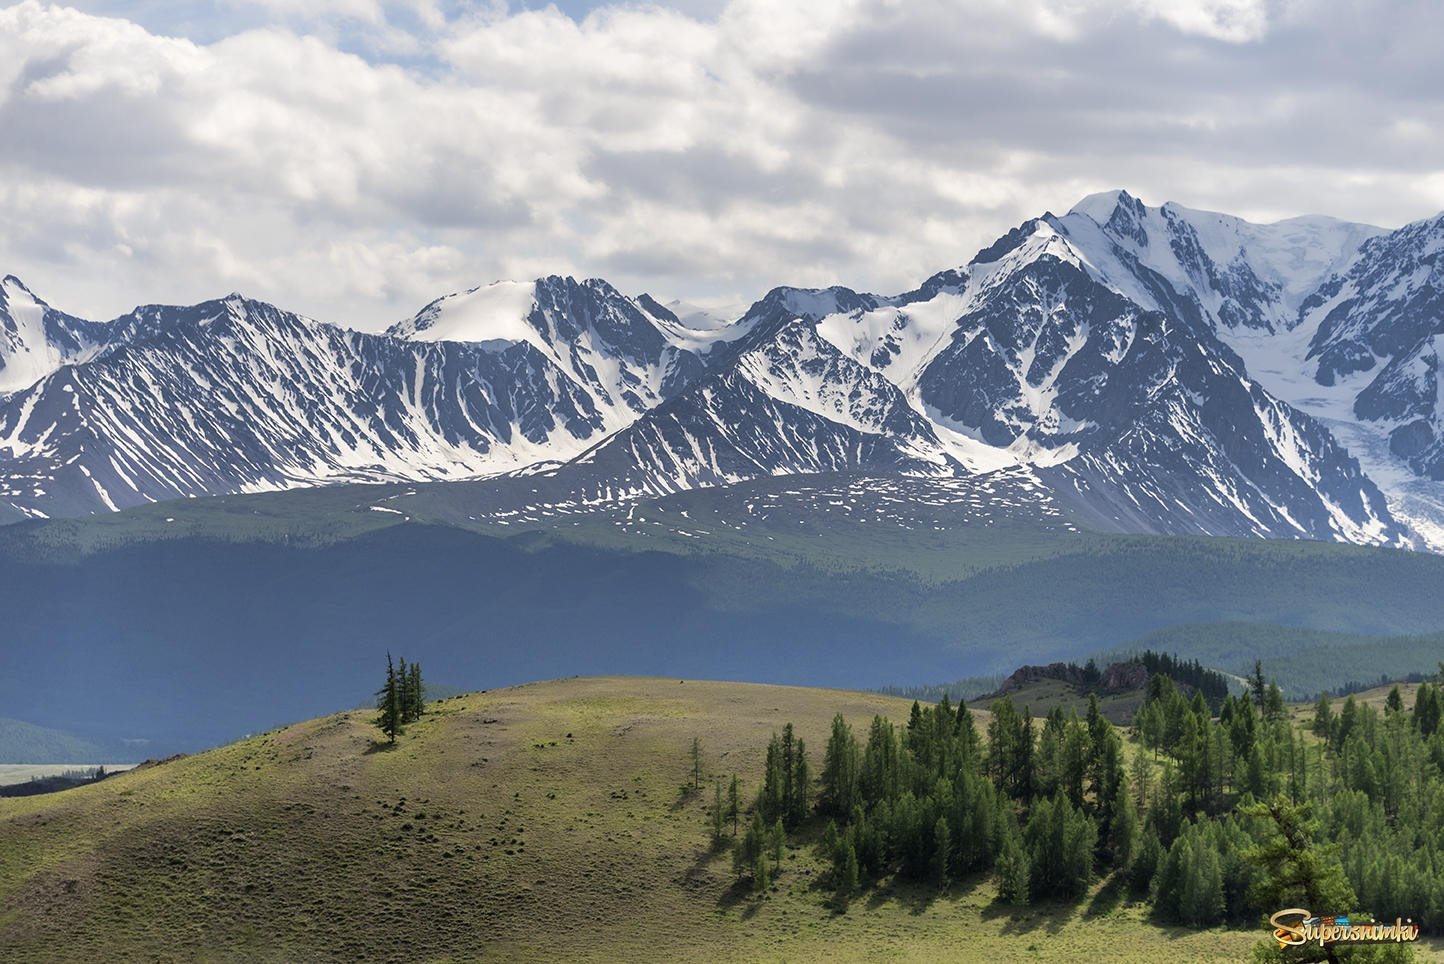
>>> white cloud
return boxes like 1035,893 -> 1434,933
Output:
1126,0 -> 1272,42
0,0 -> 1440,329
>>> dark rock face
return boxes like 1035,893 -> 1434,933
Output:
993,659 -> 1147,697
995,662 -> 1090,694
1098,661 -> 1150,693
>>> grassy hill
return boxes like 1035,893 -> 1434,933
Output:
0,677 -> 1269,962
976,677 -> 1152,726
0,720 -> 108,766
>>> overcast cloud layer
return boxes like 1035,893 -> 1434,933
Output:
2,0 -> 1442,329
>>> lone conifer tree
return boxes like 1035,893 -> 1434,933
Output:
405,661 -> 425,722
1251,660 -> 1268,708
711,780 -> 725,844
397,657 -> 411,719
1385,684 -> 1404,715
727,774 -> 741,835
375,651 -> 403,744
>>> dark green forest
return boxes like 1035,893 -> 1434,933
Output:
720,670 -> 1444,961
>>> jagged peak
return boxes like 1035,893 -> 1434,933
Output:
746,284 -> 872,320
1068,189 -> 1146,225
899,266 -> 967,297
969,216 -> 1081,270
0,275 -> 51,311
1390,209 -> 1444,238
533,274 -> 628,300
634,293 -> 680,325
423,275 -> 631,310
534,273 -> 581,291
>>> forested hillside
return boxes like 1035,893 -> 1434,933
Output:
729,673 -> 1444,960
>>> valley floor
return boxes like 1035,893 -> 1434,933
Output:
0,764 -> 137,788
0,678 -> 1415,961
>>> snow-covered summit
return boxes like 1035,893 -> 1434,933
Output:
390,279 -> 545,347
1068,188 -> 1140,225
1058,190 -> 1385,332
0,275 -> 111,396
1,192 -> 1441,549
389,274 -> 705,431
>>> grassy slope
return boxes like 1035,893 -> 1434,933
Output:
0,720 -> 107,765
980,678 -> 1150,726
0,678 -> 1268,963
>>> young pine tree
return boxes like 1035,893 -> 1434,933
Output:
760,733 -> 786,823
1413,682 -> 1442,736
1180,840 -> 1225,926
788,739 -> 810,827
727,774 -> 741,835
397,656 -> 409,710
407,661 -> 424,721
1313,693 -> 1334,738
824,820 -> 860,898
780,725 -> 796,821
1263,683 -> 1287,723
1110,782 -> 1139,870
374,651 -> 403,744
1385,685 -> 1404,716
929,815 -> 952,883
840,837 -> 860,896
734,809 -> 770,890
1153,833 -> 1189,921
1025,791 -> 1097,900
711,780 -> 725,845
1128,824 -> 1161,895
820,714 -> 860,818
994,814 -> 1031,904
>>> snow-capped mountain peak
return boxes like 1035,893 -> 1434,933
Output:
1,192 -> 1440,549
0,275 -> 110,396
1057,191 -> 1385,335
390,278 -> 547,346
388,274 -> 708,429
1068,188 -> 1141,226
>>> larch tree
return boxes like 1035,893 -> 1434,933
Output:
375,651 -> 402,744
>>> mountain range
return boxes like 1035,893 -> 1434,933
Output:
2,189 -> 1442,549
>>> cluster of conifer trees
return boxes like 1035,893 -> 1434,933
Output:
722,724 -> 811,887
717,665 -> 1444,960
374,652 -> 425,743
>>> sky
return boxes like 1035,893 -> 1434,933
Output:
1,0 -> 1442,330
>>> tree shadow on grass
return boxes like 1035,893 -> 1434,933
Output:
1083,873 -> 1129,919
680,839 -> 730,889
979,896 -> 1074,937
670,786 -> 702,812
716,879 -> 765,920
863,879 -> 944,917
363,740 -> 400,755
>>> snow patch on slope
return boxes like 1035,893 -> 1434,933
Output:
393,281 -> 540,349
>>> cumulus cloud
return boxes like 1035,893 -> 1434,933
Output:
0,0 -> 1440,329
